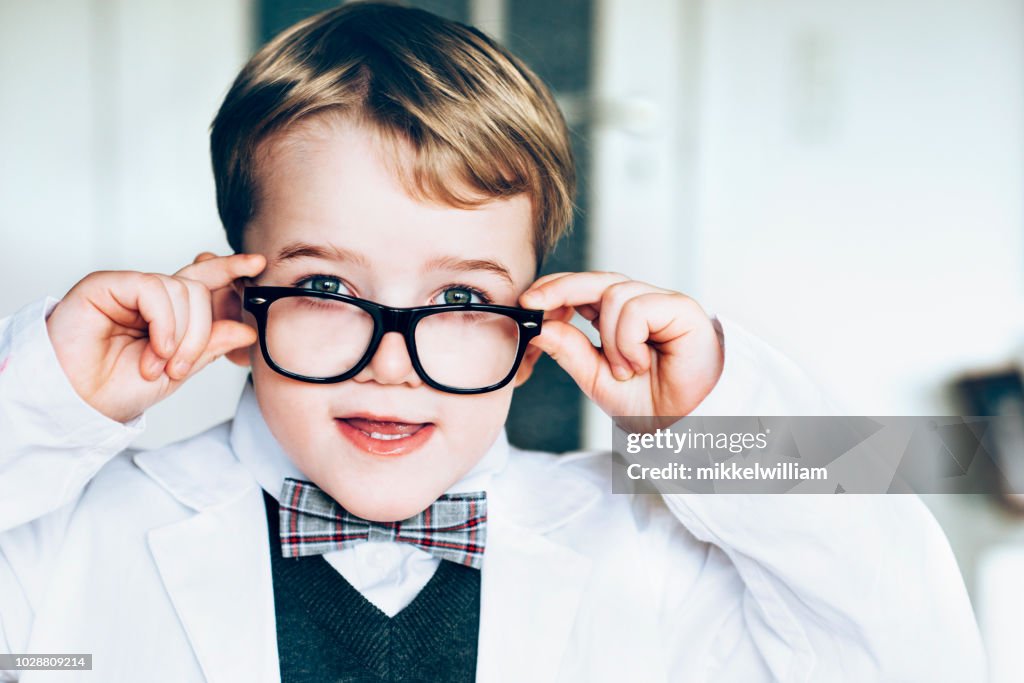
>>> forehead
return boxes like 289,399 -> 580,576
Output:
247,114 -> 535,285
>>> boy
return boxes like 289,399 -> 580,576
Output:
0,3 -> 983,681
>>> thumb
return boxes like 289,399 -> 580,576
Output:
192,251 -> 218,265
193,320 -> 257,370
531,320 -> 611,397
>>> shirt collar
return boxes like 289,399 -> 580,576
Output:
228,375 -> 511,505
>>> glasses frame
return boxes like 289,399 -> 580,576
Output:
242,286 -> 543,394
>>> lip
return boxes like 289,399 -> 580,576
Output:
337,411 -> 432,425
335,417 -> 435,456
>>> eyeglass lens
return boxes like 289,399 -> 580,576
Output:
263,295 -> 522,390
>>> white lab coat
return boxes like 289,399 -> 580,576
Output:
0,296 -> 985,682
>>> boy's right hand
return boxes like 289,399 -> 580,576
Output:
45,252 -> 266,424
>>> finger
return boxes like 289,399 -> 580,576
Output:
576,303 -> 599,322
529,319 -> 613,399
139,339 -> 168,382
211,276 -> 244,324
520,271 -> 575,304
109,273 -> 175,380
122,273 -> 177,358
173,253 -> 266,292
597,281 -> 663,380
617,293 -> 707,375
192,251 -> 218,265
519,271 -> 635,310
154,274 -> 192,361
166,279 -> 213,380
531,271 -> 575,287
190,320 -> 258,372
543,303 -> 577,325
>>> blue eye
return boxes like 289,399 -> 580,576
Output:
435,286 -> 489,305
294,275 -> 351,295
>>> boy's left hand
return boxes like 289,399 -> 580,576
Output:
519,272 -> 724,418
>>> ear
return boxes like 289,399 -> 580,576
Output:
512,341 -> 543,388
225,278 -> 254,368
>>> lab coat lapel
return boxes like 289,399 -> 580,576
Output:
475,453 -> 600,682
135,439 -> 280,683
476,517 -> 591,681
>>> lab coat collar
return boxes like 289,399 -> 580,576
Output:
133,379 -> 601,683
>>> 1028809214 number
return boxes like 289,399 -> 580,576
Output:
0,654 -> 91,670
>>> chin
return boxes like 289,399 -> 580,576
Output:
325,482 -> 442,523
346,498 -> 437,523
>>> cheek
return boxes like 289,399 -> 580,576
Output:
249,352 -> 517,495
443,387 -> 515,451
250,364 -> 327,457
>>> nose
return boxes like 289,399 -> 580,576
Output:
353,331 -> 423,387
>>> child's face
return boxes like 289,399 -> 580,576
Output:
232,115 -> 540,522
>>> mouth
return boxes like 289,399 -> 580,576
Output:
334,414 -> 436,456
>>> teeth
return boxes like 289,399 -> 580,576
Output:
364,431 -> 413,441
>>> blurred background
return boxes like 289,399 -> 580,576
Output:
2,0 -> 1023,678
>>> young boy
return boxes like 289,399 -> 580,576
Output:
0,3 -> 984,682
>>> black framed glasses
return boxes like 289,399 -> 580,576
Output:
243,286 -> 543,394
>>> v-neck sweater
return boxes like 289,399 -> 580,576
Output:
262,488 -> 481,682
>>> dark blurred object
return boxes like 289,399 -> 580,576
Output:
501,0 -> 591,454
955,369 -> 1024,512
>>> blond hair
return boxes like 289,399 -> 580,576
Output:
210,1 -> 576,269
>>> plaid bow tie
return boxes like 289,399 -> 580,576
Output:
277,477 -> 487,569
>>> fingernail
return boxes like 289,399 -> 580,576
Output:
522,292 -> 541,306
612,364 -> 631,381
148,358 -> 166,378
172,360 -> 191,377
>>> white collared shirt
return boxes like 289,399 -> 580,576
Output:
230,377 -> 509,617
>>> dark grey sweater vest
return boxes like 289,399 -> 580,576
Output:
262,489 -> 481,682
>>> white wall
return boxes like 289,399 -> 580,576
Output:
0,0 -> 255,449
591,0 -> 1024,418
689,6 -> 1024,676
692,0 -> 1024,416
591,0 -> 1024,679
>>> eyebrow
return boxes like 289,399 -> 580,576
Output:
273,242 -> 370,268
272,241 -> 515,286
422,255 -> 515,287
